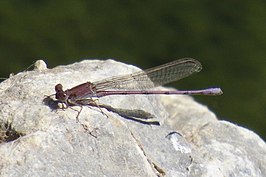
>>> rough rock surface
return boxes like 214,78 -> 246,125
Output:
0,59 -> 265,177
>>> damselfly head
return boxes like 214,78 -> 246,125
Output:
55,84 -> 68,102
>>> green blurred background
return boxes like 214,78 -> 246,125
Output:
0,1 -> 265,140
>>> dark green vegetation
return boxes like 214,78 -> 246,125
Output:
0,1 -> 265,140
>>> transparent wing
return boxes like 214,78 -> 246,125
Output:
94,58 -> 202,91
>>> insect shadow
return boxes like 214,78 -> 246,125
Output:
43,96 -> 160,125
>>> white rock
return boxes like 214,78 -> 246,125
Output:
0,59 -> 265,177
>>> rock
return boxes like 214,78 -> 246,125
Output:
0,59 -> 265,177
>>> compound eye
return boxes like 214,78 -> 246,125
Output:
60,93 -> 68,101
55,84 -> 63,92
56,92 -> 67,101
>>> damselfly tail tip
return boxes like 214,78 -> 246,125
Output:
207,88 -> 223,95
